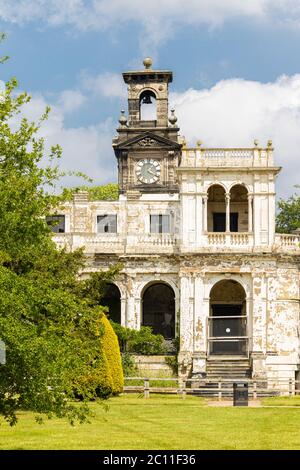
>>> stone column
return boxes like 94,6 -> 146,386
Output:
225,193 -> 230,232
178,274 -> 194,378
248,194 -> 253,232
121,297 -> 127,327
192,274 -> 207,377
251,273 -> 267,377
196,194 -> 202,246
203,196 -> 208,232
125,275 -> 137,330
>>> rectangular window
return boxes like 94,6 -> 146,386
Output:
46,215 -> 65,233
150,214 -> 170,234
97,214 -> 117,233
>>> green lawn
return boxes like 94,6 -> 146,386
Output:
0,394 -> 299,450
262,395 -> 300,406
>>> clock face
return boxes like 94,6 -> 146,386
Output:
136,159 -> 160,184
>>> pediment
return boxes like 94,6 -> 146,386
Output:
114,131 -> 181,150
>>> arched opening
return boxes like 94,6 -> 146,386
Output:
207,184 -> 226,232
139,90 -> 157,121
209,280 -> 247,356
229,185 -> 249,232
101,283 -> 121,324
142,282 -> 175,339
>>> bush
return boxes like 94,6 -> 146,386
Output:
110,321 -> 167,356
129,326 -> 166,355
121,352 -> 137,376
165,356 -> 178,376
73,348 -> 113,400
100,315 -> 124,394
74,314 -> 124,399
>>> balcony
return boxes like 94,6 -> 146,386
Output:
52,232 -> 300,255
207,232 -> 252,247
126,234 -> 178,254
52,233 -> 124,254
180,147 -> 275,169
53,233 -> 178,255
274,233 -> 300,252
180,232 -> 255,253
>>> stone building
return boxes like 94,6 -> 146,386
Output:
50,59 -> 300,384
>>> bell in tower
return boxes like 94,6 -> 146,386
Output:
113,58 -> 181,195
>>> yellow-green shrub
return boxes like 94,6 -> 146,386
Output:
100,314 -> 124,394
73,347 -> 114,399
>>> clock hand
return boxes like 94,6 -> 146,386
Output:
147,168 -> 157,176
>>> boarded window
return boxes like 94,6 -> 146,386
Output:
97,214 -> 117,233
150,214 -> 170,233
46,215 -> 65,233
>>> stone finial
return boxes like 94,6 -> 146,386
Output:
254,139 -> 259,147
179,136 -> 187,148
196,140 -> 203,147
168,108 -> 178,127
143,57 -> 153,69
118,110 -> 127,127
267,139 -> 273,148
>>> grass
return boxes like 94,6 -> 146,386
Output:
0,394 -> 299,450
262,395 -> 300,406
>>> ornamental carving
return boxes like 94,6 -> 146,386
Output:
138,137 -> 157,147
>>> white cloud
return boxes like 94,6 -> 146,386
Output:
1,1 -> 300,52
82,72 -> 126,99
171,74 -> 300,198
13,91 -> 117,188
58,89 -> 87,114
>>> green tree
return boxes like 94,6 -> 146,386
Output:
0,38 -> 122,425
276,193 -> 300,233
62,183 -> 119,201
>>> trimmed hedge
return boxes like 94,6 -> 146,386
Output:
74,313 -> 123,399
73,349 -> 114,399
100,315 -> 124,394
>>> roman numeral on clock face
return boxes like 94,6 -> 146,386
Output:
136,159 -> 160,184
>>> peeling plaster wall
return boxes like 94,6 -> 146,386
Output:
82,251 -> 299,382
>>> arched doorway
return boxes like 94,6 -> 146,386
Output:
142,283 -> 175,339
209,280 -> 247,356
229,184 -> 249,232
207,184 -> 226,232
101,283 -> 121,323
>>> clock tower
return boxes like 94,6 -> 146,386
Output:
113,58 -> 181,196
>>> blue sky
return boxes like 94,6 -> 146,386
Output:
1,0 -> 300,198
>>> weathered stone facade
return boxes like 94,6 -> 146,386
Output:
52,59 -> 300,384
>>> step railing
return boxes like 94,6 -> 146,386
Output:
124,377 -> 300,400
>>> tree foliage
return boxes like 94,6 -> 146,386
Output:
62,183 -> 119,202
276,193 -> 300,234
0,38 -> 122,425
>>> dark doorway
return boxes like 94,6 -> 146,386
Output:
213,213 -> 225,232
142,283 -> 175,339
209,280 -> 247,356
213,213 -> 238,232
101,284 -> 121,323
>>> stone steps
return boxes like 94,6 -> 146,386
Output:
205,358 -> 251,379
